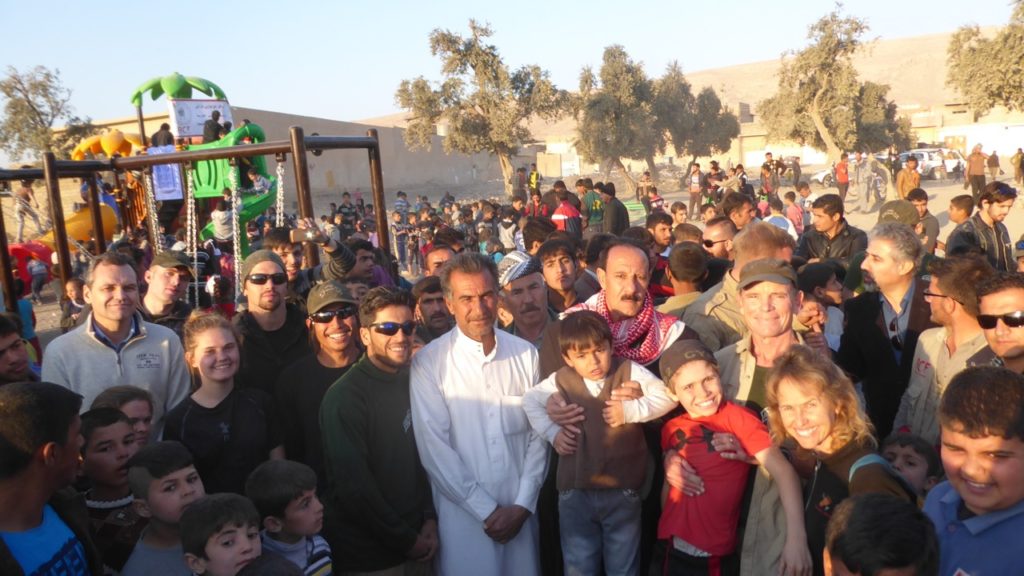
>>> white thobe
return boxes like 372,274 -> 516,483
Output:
411,327 -> 550,576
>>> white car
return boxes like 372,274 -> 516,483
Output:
899,148 -> 965,180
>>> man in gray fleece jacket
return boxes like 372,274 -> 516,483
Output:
42,252 -> 190,440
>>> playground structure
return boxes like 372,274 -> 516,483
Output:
0,126 -> 389,312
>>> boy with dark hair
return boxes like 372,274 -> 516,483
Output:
906,188 -> 940,254
122,441 -> 206,576
523,310 -> 675,576
924,365 -> 1024,575
80,407 -> 145,573
825,493 -> 939,576
657,242 -> 707,317
537,238 -> 580,313
92,385 -> 155,446
796,193 -> 868,263
551,189 -> 583,240
783,190 -> 804,235
182,493 -> 262,576
881,434 -> 941,497
669,201 -> 688,227
946,181 -> 1017,271
0,381 -> 103,575
522,217 -> 557,255
244,460 -> 332,575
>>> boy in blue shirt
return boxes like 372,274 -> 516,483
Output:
924,365 -> 1024,576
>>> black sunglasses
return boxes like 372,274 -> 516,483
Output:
370,321 -> 416,336
309,306 -> 357,323
247,273 -> 288,286
888,316 -> 904,351
977,311 -> 1024,330
703,238 -> 728,249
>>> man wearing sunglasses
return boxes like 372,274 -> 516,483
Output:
838,222 -> 937,440
321,287 -> 437,572
894,257 -> 995,444
970,272 -> 1024,374
235,250 -> 312,396
701,217 -> 736,262
274,281 -> 361,484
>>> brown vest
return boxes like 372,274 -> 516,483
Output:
554,359 -> 648,490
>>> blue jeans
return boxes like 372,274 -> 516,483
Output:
558,488 -> 642,576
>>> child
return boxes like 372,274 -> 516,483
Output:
80,407 -> 145,574
824,493 -> 939,576
648,186 -> 666,212
764,197 -> 798,240
796,181 -> 819,229
700,203 -> 718,223
163,312 -> 284,494
60,277 -> 86,333
523,310 -> 677,576
122,441 -> 207,576
92,385 -> 155,446
924,366 -> 1024,575
670,201 -> 688,227
245,460 -> 332,575
182,494 -> 262,576
783,191 -> 804,235
880,434 -> 941,498
656,339 -> 811,575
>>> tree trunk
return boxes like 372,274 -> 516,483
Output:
498,152 -> 515,199
645,155 -> 659,182
615,158 -> 637,198
810,89 -> 842,163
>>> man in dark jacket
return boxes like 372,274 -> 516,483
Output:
838,222 -> 937,439
235,250 -> 311,396
796,193 -> 868,265
0,382 -> 103,575
945,181 -> 1016,271
601,183 -> 630,236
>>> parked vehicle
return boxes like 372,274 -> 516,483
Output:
899,148 -> 965,180
811,165 -> 835,188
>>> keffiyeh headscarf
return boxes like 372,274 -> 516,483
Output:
564,290 -> 677,365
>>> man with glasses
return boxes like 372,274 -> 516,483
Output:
411,253 -> 548,575
0,314 -> 37,384
894,257 -> 995,444
702,216 -> 737,261
320,287 -> 438,573
275,281 -> 361,485
946,181 -> 1017,271
970,272 -> 1024,373
235,250 -> 311,396
838,222 -> 937,439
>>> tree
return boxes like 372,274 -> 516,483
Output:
757,7 -> 909,162
395,21 -> 567,197
0,65 -> 95,161
682,87 -> 740,164
650,62 -> 696,178
947,2 -> 1024,113
575,46 -> 658,196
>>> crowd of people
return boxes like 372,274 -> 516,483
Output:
1,152 -> 1023,576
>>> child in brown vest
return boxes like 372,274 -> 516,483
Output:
524,310 -> 676,576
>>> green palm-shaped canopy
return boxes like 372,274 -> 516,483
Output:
130,72 -> 228,107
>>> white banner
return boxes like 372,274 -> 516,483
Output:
147,145 -> 184,201
167,99 -> 233,138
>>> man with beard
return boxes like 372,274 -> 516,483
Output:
0,315 -> 36,384
411,253 -> 548,575
838,222 -> 937,439
261,224 -> 356,309
321,287 -> 438,573
537,239 -> 580,314
498,251 -> 552,349
969,271 -> 1024,373
234,250 -> 312,396
275,281 -> 362,485
946,182 -> 1016,271
42,252 -> 190,440
412,276 -> 453,344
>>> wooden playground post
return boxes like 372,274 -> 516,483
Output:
289,126 -> 319,267
0,203 -> 17,312
367,129 -> 389,256
42,153 -> 72,288
86,176 -> 107,253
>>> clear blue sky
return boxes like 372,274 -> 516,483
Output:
1,0 -> 1013,144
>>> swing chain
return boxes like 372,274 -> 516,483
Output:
185,166 -> 200,307
275,155 -> 286,228
143,170 -> 162,254
230,165 -> 243,301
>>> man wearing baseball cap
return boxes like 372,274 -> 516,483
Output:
235,250 -> 311,396
275,281 -> 362,484
498,250 -> 552,348
140,250 -> 194,340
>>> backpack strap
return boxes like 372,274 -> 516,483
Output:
848,453 -> 917,498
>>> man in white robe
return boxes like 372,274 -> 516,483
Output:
411,253 -> 549,576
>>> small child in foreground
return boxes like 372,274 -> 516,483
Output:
656,339 -> 811,575
825,493 -> 938,576
523,310 -> 677,576
245,460 -> 333,575
182,493 -> 262,576
880,433 -> 941,499
92,385 -> 155,446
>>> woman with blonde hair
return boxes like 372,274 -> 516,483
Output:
765,345 -> 915,576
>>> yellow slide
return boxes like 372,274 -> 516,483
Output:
36,204 -> 118,251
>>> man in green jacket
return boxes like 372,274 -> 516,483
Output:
320,287 -> 437,573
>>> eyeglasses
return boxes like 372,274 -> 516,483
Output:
246,273 -> 287,286
309,306 -> 357,323
977,311 -> 1024,329
703,238 -> 728,249
922,291 -> 962,304
889,316 -> 904,351
370,321 -> 416,336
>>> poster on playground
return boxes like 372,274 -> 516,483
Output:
167,99 -> 234,139
147,145 -> 184,201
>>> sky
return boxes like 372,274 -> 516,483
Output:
0,0 -> 1015,163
